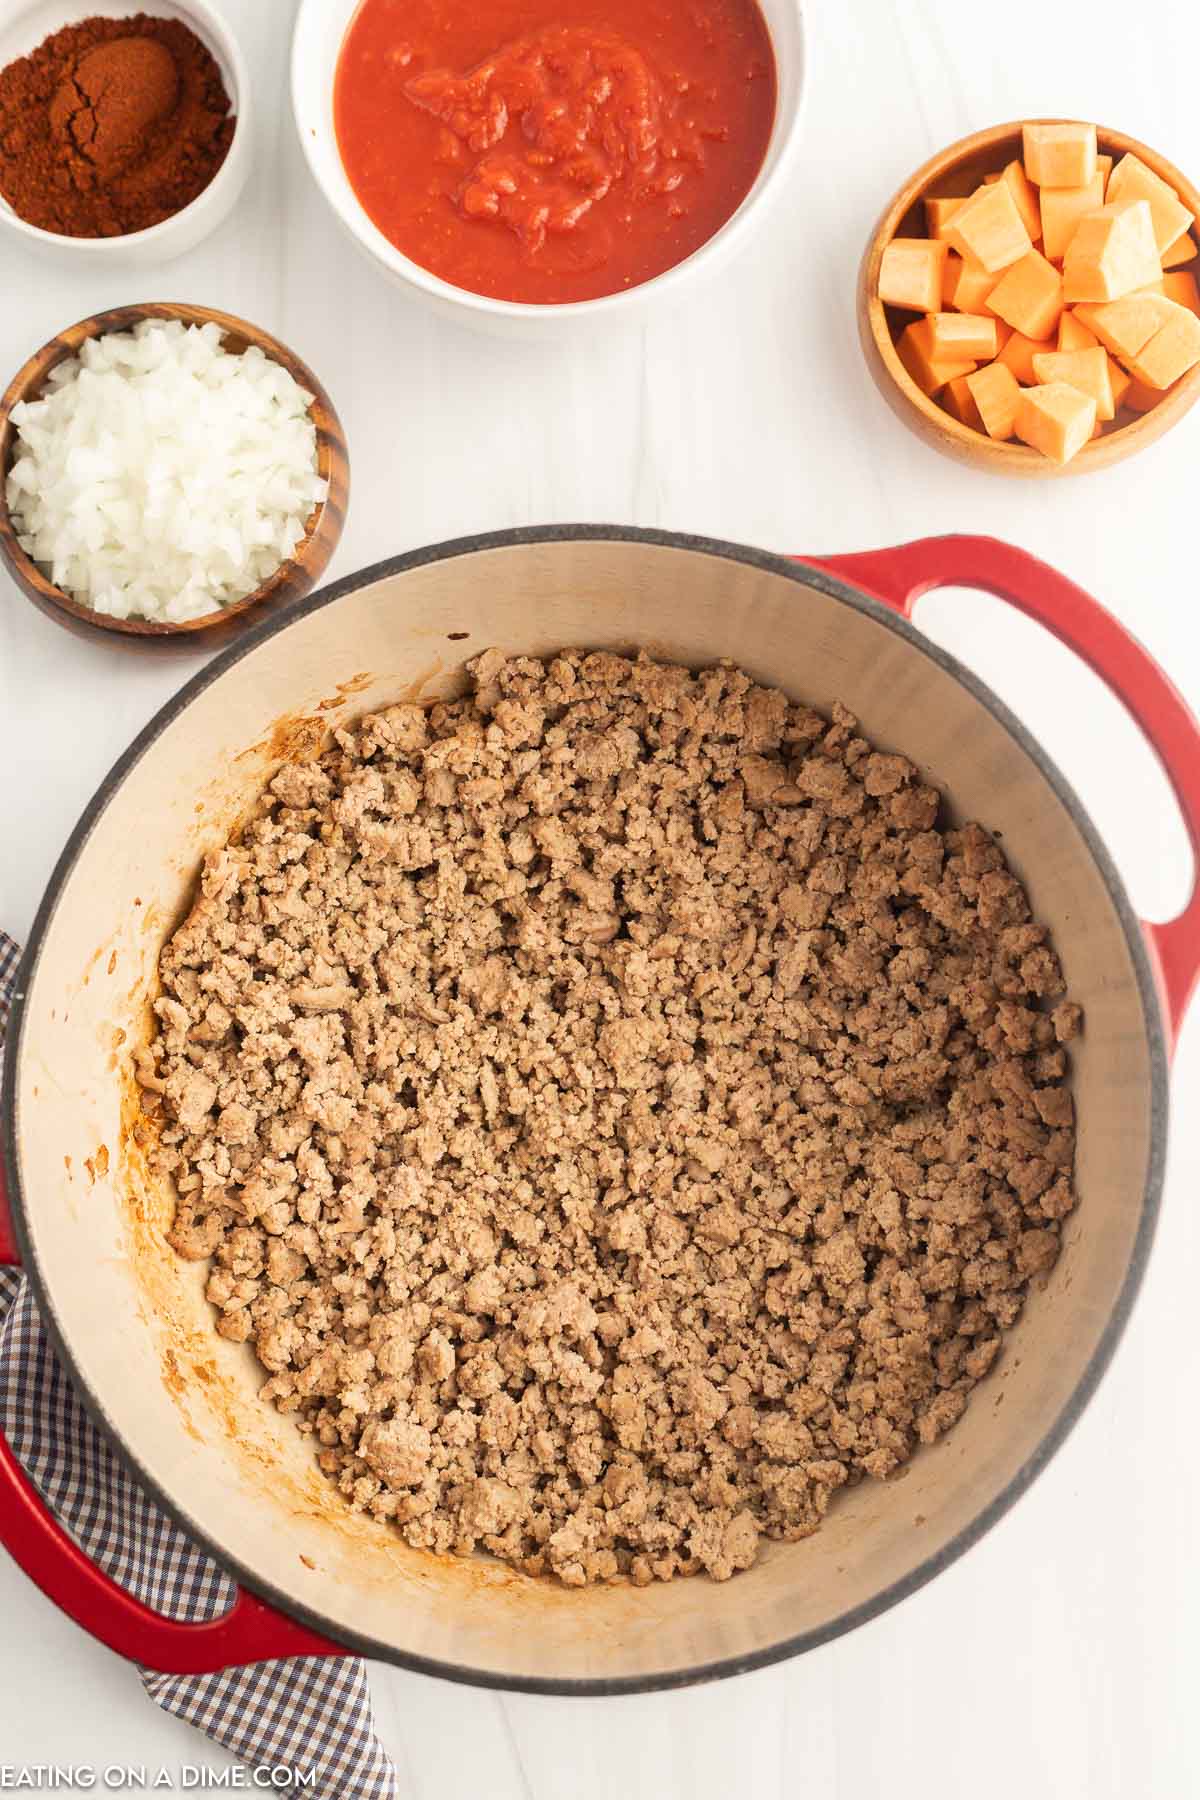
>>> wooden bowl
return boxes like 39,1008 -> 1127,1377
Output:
0,303 -> 349,646
859,121 -> 1200,476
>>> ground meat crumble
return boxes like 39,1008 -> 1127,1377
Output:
142,650 -> 1080,1588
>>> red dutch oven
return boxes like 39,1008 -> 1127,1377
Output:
1,529 -> 1198,1690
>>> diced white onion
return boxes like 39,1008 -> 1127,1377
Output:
5,319 -> 328,624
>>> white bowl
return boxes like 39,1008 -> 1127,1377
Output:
0,0 -> 252,268
292,0 -> 806,337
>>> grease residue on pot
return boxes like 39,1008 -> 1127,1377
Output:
316,670 -> 373,712
83,1143 -> 109,1184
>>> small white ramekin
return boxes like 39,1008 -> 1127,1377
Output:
292,0 -> 806,339
0,0 -> 252,268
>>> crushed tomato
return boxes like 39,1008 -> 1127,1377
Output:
334,0 -> 776,304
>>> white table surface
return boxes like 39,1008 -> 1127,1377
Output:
2,0 -> 1198,1792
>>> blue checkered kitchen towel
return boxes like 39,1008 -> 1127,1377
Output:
0,930 -> 398,1797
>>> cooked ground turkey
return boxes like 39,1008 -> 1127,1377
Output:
142,650 -> 1080,1588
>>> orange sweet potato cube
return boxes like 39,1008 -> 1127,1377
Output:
928,312 -> 999,361
941,254 -> 958,306
998,330 -> 1054,384
1040,172 -> 1106,263
998,160 -> 1042,241
879,238 -> 949,313
1124,377 -> 1164,412
1059,311 -> 1099,350
1163,270 -> 1200,317
1106,152 -> 1195,255
1108,358 -> 1132,410
1162,231 -> 1198,269
1023,123 -> 1097,189
1126,307 -> 1200,388
1063,200 -> 1163,302
987,248 -> 1064,340
1014,382 -> 1098,462
1073,293 -> 1179,358
1030,346 -> 1116,420
945,180 -> 1032,273
942,375 -> 983,429
896,319 -> 977,396
1096,153 -> 1113,192
943,252 -> 1000,312
925,197 -> 966,239
965,362 -> 1022,439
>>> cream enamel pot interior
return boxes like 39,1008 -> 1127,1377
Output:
2,529 -> 1199,1691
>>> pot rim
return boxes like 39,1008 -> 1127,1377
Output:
1,524 -> 1170,1694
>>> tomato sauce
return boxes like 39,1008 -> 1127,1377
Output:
334,0 -> 777,304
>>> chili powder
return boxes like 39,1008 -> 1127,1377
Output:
0,14 -> 234,239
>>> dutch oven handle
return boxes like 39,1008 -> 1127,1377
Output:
798,534 -> 1200,1054
0,1160 -> 15,1267
0,1161 -> 348,1670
